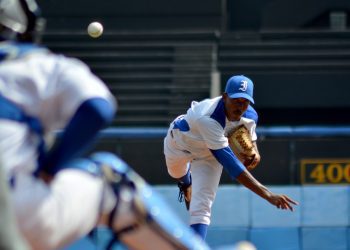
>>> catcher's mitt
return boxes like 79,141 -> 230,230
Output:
227,124 -> 258,170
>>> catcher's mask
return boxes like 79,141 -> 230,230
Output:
0,0 -> 45,43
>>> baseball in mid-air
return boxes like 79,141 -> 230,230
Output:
87,22 -> 103,38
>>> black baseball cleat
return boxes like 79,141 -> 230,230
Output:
177,182 -> 192,210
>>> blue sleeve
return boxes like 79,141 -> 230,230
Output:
243,105 -> 258,124
39,97 -> 115,175
210,146 -> 245,179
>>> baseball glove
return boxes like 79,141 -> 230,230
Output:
227,124 -> 258,170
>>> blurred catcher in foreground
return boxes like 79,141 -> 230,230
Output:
0,158 -> 29,250
0,0 -> 212,249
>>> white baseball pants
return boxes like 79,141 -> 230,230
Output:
164,127 -> 222,225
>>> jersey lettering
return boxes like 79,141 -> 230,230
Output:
239,80 -> 248,91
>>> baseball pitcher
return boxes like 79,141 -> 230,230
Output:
164,75 -> 298,239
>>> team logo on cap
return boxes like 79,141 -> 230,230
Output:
239,80 -> 248,91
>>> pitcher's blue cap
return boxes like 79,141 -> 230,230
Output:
225,75 -> 254,104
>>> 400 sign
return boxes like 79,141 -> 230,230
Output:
301,159 -> 350,184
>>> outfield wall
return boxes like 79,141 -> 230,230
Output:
64,184 -> 350,250
89,126 -> 350,186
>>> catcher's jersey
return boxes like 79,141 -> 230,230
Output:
172,96 -> 257,159
0,42 -> 116,177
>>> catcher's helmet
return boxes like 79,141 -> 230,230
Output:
0,0 -> 45,42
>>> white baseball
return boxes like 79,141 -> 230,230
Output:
87,22 -> 103,38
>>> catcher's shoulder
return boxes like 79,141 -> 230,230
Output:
243,105 -> 258,124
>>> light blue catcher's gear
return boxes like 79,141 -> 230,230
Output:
67,152 -> 210,250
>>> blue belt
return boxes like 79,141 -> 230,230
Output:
171,117 -> 191,154
173,117 -> 190,132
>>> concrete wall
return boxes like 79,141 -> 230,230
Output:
63,185 -> 350,250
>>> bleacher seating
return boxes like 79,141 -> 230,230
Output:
218,30 -> 350,76
42,31 -> 219,127
42,29 -> 350,127
218,30 -> 350,125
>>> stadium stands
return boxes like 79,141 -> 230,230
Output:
42,31 -> 219,127
42,29 -> 350,126
218,30 -> 350,125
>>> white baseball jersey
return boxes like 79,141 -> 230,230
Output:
172,97 -> 257,159
0,42 -> 116,178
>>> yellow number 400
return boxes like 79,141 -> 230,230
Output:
310,163 -> 350,184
